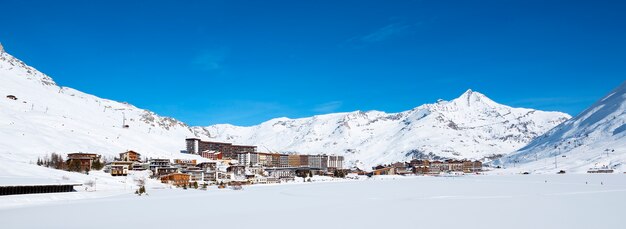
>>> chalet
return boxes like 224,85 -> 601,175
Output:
182,167 -> 204,181
110,161 -> 134,176
173,159 -> 197,170
391,162 -> 411,175
119,150 -> 141,162
6,95 -> 17,100
67,153 -> 100,171
160,173 -> 191,187
149,158 -> 171,171
372,167 -> 395,176
155,167 -> 178,176
110,165 -> 127,177
132,163 -> 149,171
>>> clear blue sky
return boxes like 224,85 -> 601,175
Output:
1,0 -> 624,126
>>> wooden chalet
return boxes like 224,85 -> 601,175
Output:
110,161 -> 134,176
67,153 -> 100,171
119,150 -> 141,162
372,167 -> 396,176
160,173 -> 191,187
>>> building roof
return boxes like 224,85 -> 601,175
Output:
0,177 -> 82,187
120,150 -> 140,156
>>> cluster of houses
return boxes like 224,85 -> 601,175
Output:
64,139 -> 486,189
370,159 -> 483,175
66,139 -> 345,188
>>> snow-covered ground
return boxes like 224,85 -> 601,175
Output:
1,174 -> 624,229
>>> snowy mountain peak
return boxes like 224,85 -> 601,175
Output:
198,89 -> 570,168
0,42 -> 4,53
451,89 -> 496,107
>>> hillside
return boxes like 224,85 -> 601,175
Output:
0,49 -> 205,167
499,81 -> 626,173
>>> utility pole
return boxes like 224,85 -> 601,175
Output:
554,146 -> 559,169
554,154 -> 557,169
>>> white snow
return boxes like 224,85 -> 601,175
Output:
197,89 -> 570,168
1,174 -> 624,229
500,81 -> 626,173
0,50 -> 210,184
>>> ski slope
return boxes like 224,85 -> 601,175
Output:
500,81 -> 626,173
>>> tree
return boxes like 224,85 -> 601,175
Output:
193,181 -> 199,189
135,186 -> 147,196
91,159 -> 104,170
68,159 -> 82,172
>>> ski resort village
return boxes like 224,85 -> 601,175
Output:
1,41 -> 624,228
1,1 -> 626,228
21,137 -> 486,195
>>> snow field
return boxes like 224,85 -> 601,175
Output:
1,174 -> 624,229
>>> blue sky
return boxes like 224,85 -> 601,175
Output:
1,0 -> 624,126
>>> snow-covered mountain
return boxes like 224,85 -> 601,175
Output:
499,81 -> 626,173
0,47 -> 571,173
0,48 -> 206,169
195,90 -> 570,168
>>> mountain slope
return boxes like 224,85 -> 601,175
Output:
0,49 -> 204,168
499,81 -> 626,173
195,90 -> 570,168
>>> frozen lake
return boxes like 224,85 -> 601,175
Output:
1,174 -> 624,229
